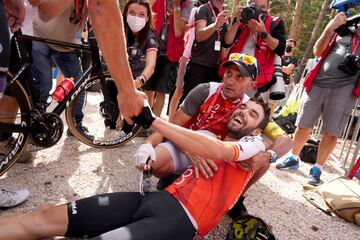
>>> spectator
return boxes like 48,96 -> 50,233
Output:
147,0 -> 193,117
180,0 -> 229,102
123,0 -> 158,93
275,38 -> 299,112
0,0 -> 30,209
0,98 -> 270,240
276,12 -> 360,186
168,4 -> 198,118
282,38 -> 298,87
220,0 -> 285,101
31,2 -> 91,138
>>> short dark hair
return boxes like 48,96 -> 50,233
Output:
250,97 -> 270,130
286,38 -> 297,47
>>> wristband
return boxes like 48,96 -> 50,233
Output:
133,100 -> 156,129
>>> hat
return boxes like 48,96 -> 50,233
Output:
221,53 -> 259,81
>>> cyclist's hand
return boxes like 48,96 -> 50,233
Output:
4,0 -> 26,32
185,151 -> 217,179
118,90 -> 146,125
133,100 -> 156,129
133,143 -> 156,171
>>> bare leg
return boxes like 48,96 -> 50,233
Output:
145,90 -> 154,108
152,92 -> 165,117
292,127 -> 312,156
0,95 -> 19,123
151,145 -> 175,178
0,204 -> 68,240
316,131 -> 337,166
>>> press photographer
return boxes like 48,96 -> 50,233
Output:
276,12 -> 360,186
219,0 -> 286,102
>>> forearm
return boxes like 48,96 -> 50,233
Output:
224,23 -> 239,45
31,0 -> 71,22
152,117 -> 232,160
262,33 -> 279,50
269,134 -> 293,158
88,0 -> 135,95
140,50 -> 157,81
173,11 -> 186,37
314,26 -> 335,57
196,23 -> 217,42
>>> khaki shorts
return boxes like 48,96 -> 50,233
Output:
296,84 -> 357,137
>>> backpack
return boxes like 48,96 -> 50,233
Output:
303,177 -> 360,226
226,215 -> 276,240
299,139 -> 319,164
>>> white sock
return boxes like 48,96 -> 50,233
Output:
314,163 -> 322,170
291,153 -> 300,160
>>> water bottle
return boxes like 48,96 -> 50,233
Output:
52,77 -> 75,102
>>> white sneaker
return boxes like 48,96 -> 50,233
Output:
0,188 -> 30,208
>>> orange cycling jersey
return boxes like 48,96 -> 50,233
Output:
166,160 -> 253,236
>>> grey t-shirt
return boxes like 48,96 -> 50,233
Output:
314,34 -> 360,88
190,2 -> 228,68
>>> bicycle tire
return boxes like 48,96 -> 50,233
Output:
0,80 -> 31,176
65,73 -> 142,148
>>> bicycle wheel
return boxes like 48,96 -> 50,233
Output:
65,73 -> 142,148
0,80 -> 31,176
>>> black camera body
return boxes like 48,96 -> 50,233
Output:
240,4 -> 263,24
338,53 -> 360,75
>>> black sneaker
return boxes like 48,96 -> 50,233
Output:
227,196 -> 249,220
67,124 -> 94,140
156,174 -> 180,191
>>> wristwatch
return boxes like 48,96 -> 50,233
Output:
266,149 -> 278,163
260,31 -> 268,39
174,6 -> 181,12
137,75 -> 146,86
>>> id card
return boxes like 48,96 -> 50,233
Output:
214,40 -> 221,51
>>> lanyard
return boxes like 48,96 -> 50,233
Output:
75,0 -> 87,26
208,2 -> 220,39
198,84 -> 244,130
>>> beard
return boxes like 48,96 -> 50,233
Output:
226,124 -> 253,140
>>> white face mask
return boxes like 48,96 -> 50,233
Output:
127,15 -> 147,33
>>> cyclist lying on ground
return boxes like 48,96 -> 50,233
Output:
0,98 -> 270,240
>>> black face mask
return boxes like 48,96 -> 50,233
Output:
285,46 -> 293,53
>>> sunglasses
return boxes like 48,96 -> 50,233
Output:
229,53 -> 257,66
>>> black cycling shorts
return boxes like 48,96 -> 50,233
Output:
66,191 -> 196,240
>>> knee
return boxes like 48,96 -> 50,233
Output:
32,204 -> 57,223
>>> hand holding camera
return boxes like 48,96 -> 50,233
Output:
214,10 -> 229,30
329,12 -> 347,32
239,3 -> 266,33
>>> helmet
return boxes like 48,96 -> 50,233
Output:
226,215 -> 276,240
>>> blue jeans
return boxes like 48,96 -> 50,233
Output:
32,41 -> 84,124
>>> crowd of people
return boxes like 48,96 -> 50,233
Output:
0,0 -> 359,239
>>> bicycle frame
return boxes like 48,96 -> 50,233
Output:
1,32 -> 112,135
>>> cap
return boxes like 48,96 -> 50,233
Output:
221,53 -> 259,81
